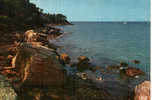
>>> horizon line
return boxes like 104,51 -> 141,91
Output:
69,21 -> 150,22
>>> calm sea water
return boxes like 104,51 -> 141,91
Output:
55,22 -> 150,77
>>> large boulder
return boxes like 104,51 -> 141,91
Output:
134,81 -> 150,100
13,43 -> 67,86
59,53 -> 71,65
0,75 -> 17,100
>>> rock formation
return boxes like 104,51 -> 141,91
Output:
24,30 -> 37,42
13,43 -> 67,86
125,67 -> 145,77
134,81 -> 150,100
59,53 -> 71,65
77,56 -> 91,72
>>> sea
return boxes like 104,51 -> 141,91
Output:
55,22 -> 150,75
53,22 -> 150,93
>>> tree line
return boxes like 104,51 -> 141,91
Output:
0,0 -> 69,32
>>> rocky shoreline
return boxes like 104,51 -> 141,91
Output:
0,26 -> 150,100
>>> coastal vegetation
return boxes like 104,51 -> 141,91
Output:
0,0 -> 70,32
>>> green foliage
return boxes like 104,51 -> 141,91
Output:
43,13 -> 67,24
0,0 -> 68,32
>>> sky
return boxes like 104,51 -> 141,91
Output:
30,0 -> 150,22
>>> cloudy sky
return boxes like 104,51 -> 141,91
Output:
30,0 -> 150,21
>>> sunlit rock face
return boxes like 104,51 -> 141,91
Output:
24,30 -> 38,42
0,75 -> 17,100
134,81 -> 150,100
13,43 -> 67,86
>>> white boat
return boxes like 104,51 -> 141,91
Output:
123,22 -> 127,24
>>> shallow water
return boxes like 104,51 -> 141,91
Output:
50,23 -> 150,90
55,22 -> 150,77
51,22 -> 150,97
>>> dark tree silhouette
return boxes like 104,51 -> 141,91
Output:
0,0 -> 70,32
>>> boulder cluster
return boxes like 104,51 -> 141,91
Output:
0,26 -> 150,100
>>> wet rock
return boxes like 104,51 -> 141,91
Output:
89,67 -> 97,72
69,62 -> 77,68
78,56 -> 90,62
132,60 -> 140,64
0,75 -> 17,100
134,81 -> 150,100
96,76 -> 102,81
60,53 -> 71,65
125,67 -> 144,77
76,72 -> 88,80
76,71 -> 104,82
13,43 -> 67,86
120,61 -> 128,67
77,56 -> 90,72
119,69 -> 126,76
106,65 -> 120,70
81,73 -> 88,80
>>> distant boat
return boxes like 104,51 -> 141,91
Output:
123,22 -> 127,24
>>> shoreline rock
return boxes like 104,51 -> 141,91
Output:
134,81 -> 150,100
13,43 -> 67,86
0,26 -> 148,100
77,56 -> 91,72
125,67 -> 145,77
59,53 -> 71,65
